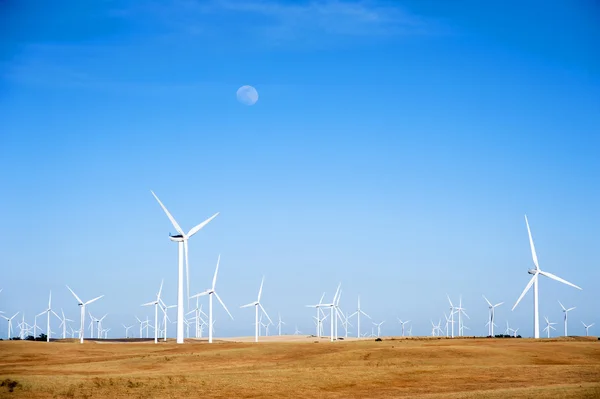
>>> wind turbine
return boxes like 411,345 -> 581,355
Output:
66,285 -> 103,344
373,321 -> 385,337
159,300 -> 176,341
123,324 -> 134,338
558,301 -> 576,337
142,279 -> 164,344
397,319 -> 410,337
240,276 -> 273,342
455,296 -> 469,336
190,254 -> 233,343
319,284 -> 341,342
447,296 -> 456,338
483,295 -> 503,337
543,316 -> 556,338
581,321 -> 594,336
58,309 -> 74,339
348,295 -> 371,339
512,215 -> 582,339
37,291 -> 61,342
97,314 -> 108,339
306,293 -> 326,338
1,312 -> 19,339
135,316 -> 144,338
277,313 -> 285,336
150,190 -> 219,344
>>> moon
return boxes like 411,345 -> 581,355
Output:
236,85 -> 259,106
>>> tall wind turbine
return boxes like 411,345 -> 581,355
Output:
1,312 -> 19,339
349,295 -> 371,339
512,215 -> 582,338
123,324 -> 134,338
558,301 -> 575,337
151,190 -> 219,344
37,291 -> 61,342
66,285 -> 103,344
581,321 -> 594,336
240,277 -> 272,343
142,280 -> 163,344
190,254 -> 233,343
483,295 -> 503,337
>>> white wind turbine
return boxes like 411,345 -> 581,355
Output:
443,313 -> 452,337
1,312 -> 19,339
447,296 -> 457,338
277,313 -> 285,336
349,295 -> 371,339
240,276 -> 272,343
294,326 -> 301,335
123,324 -> 134,338
97,314 -> 108,339
135,316 -> 144,338
37,291 -> 61,342
58,309 -> 74,339
66,285 -> 103,344
512,215 -> 582,339
581,321 -> 594,336
455,296 -> 469,336
319,284 -> 341,342
151,190 -> 219,344
397,319 -> 410,337
543,316 -> 556,338
373,321 -> 385,337
160,300 -> 176,341
190,254 -> 234,343
141,279 -> 164,344
558,301 -> 576,337
483,295 -> 504,337
306,293 -> 326,338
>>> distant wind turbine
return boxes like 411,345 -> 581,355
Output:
558,301 -> 575,337
66,285 -> 103,344
36,291 -> 60,342
240,276 -> 273,342
581,321 -> 594,336
190,254 -> 234,343
483,295 -> 503,337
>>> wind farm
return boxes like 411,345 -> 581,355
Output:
2,1 -> 599,397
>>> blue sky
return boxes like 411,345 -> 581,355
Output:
1,0 -> 599,339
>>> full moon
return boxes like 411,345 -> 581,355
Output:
236,85 -> 259,106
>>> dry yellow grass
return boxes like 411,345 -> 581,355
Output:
1,336 -> 599,398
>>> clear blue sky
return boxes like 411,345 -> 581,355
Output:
1,0 -> 599,338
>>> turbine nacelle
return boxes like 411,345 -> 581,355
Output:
168,234 -> 185,242
527,269 -> 537,275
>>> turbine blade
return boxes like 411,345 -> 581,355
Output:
361,310 -> 371,319
539,270 -> 582,290
257,276 -> 264,302
524,215 -> 540,270
512,274 -> 537,311
482,295 -> 492,307
214,292 -> 233,320
66,285 -> 83,304
187,212 -> 219,237
494,302 -> 504,307
558,300 -> 566,311
85,295 -> 104,306
212,254 -> 221,290
150,191 -> 184,235
141,301 -> 155,307
567,307 -> 576,312
259,303 -> 273,325
158,279 -> 164,300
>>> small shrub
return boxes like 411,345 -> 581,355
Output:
1,378 -> 20,392
375,338 -> 382,342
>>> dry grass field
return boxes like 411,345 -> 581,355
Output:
1,336 -> 599,398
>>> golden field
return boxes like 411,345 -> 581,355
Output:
1,336 -> 599,398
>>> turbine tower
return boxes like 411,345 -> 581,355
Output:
151,190 -> 219,344
512,215 -> 582,338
